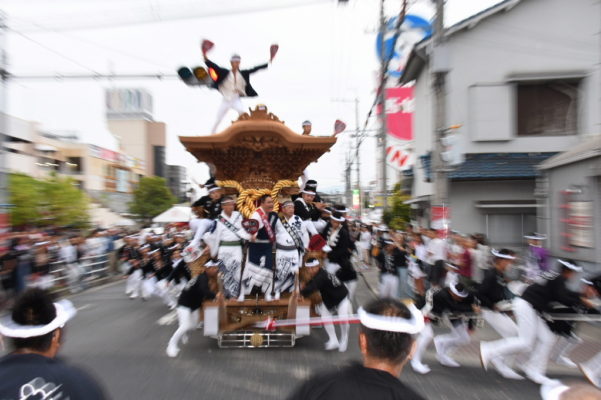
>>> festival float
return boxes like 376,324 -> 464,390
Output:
179,105 -> 337,348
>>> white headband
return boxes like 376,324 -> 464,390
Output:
305,259 -> 320,267
330,215 -> 345,222
491,249 -> 516,260
336,207 -> 351,214
0,300 -> 76,338
301,190 -> 316,196
357,303 -> 424,334
558,259 -> 582,272
450,283 -> 468,298
581,278 -> 593,286
524,233 -> 546,240
445,262 -> 459,271
208,186 -> 221,192
221,198 -> 235,204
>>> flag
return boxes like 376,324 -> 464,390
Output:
333,120 -> 346,136
270,44 -> 279,61
201,39 -> 214,55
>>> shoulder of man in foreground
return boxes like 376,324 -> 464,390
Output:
0,354 -> 107,400
287,363 -> 426,400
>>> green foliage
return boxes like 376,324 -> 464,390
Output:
129,176 -> 176,225
9,173 -> 90,228
382,182 -> 411,231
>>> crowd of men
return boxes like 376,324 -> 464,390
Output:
109,177 -> 601,394
2,177 -> 601,399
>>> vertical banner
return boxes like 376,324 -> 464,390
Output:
385,87 -> 414,141
431,205 -> 450,234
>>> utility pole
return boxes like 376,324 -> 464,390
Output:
378,0 -> 389,213
354,97 -> 362,218
431,0 -> 450,231
0,11 -> 8,239
332,97 -> 362,216
344,153 -> 352,207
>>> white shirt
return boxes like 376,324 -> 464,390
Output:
274,215 -> 310,249
219,70 -> 246,101
204,211 -> 250,257
426,238 -> 447,264
59,243 -> 77,264
359,231 -> 372,250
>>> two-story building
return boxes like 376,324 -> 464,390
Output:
400,0 -> 600,248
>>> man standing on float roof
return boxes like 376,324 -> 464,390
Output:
203,44 -> 277,133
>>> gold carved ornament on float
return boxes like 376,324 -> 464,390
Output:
216,179 -> 298,218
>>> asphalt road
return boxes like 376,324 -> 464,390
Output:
4,271 -> 598,400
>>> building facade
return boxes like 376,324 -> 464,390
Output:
537,136 -> 601,271
166,164 -> 187,202
400,0 -> 601,247
106,88 -> 167,178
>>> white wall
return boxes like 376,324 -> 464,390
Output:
410,0 -> 601,199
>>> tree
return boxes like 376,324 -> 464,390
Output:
9,173 -> 42,227
40,174 -> 90,228
382,183 -> 411,231
9,173 -> 90,228
129,176 -> 176,225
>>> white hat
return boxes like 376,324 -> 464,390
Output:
491,248 -> 516,260
0,300 -> 76,338
450,282 -> 468,298
524,232 -> 547,240
445,262 -> 459,271
558,259 -> 582,272
330,214 -> 345,222
305,258 -> 320,267
357,303 -> 424,334
230,54 -> 241,61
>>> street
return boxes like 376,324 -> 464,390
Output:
16,271 -> 594,400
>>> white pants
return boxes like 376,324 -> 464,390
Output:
344,280 -> 357,303
485,297 -> 555,376
398,268 -> 410,299
142,276 -> 158,299
413,322 -> 434,365
379,273 -> 399,298
212,96 -> 245,133
435,322 -> 471,356
126,269 -> 142,297
155,280 -> 177,308
482,309 -> 518,339
167,306 -> 199,352
316,298 -> 352,349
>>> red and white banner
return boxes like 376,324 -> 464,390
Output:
385,87 -> 414,141
385,144 -> 414,171
431,206 -> 450,233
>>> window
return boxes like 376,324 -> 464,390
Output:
516,79 -> 580,136
66,157 -> 82,174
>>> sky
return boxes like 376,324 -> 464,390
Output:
0,0 -> 502,192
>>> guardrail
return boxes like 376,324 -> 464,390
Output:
33,253 -> 112,292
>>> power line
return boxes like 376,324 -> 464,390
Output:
8,28 -> 100,74
8,15 -> 173,70
8,0 -> 333,33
